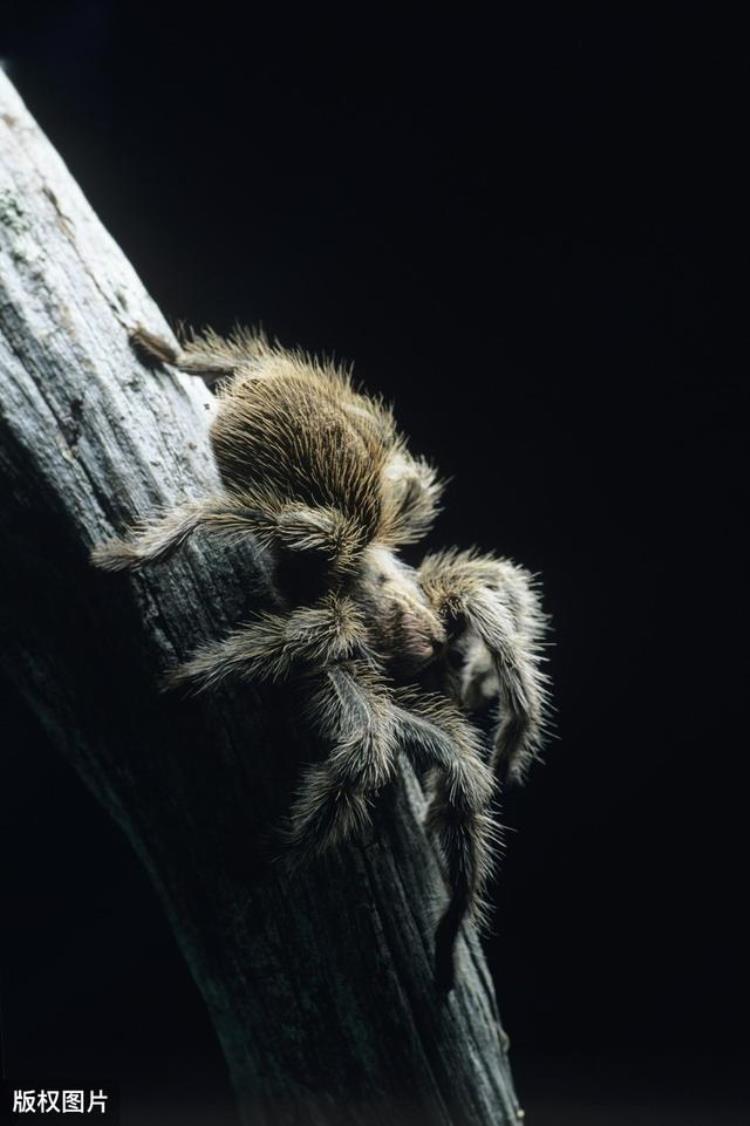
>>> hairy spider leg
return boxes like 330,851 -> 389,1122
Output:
284,661 -> 399,856
419,551 -> 550,784
166,593 -> 367,692
130,325 -> 240,386
392,690 -> 499,991
91,494 -> 365,574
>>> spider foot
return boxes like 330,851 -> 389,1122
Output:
90,537 -> 145,572
284,766 -> 372,862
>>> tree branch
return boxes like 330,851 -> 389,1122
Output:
0,72 -> 522,1126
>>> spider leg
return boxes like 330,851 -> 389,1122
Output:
284,661 -> 398,857
130,326 -> 240,386
91,495 -> 248,571
419,550 -> 550,784
380,444 -> 445,546
91,492 -> 364,576
166,593 -> 367,692
392,689 -> 499,991
234,494 -> 368,573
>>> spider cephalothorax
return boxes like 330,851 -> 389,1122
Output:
93,326 -> 550,990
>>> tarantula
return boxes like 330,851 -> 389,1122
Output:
92,326 -> 550,991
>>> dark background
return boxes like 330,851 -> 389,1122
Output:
1,5 -> 746,1124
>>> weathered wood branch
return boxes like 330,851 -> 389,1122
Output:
0,72 -> 521,1126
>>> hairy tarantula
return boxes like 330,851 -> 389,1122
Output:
92,326 -> 550,991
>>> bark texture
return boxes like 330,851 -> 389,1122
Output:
0,73 -> 522,1126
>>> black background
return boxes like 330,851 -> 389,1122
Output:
1,5 -> 746,1124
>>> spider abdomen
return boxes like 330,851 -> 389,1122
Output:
212,371 -> 388,536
